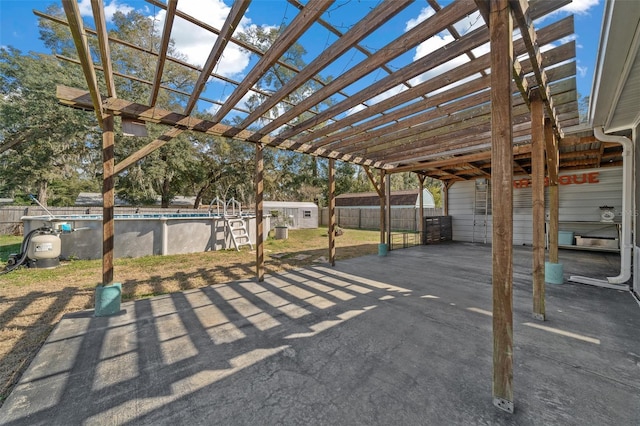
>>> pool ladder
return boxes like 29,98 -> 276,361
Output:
226,218 -> 252,251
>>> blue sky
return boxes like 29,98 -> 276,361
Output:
1,0 -> 604,121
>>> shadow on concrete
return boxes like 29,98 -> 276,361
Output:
0,243 -> 638,425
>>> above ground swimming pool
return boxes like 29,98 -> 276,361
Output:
22,213 -> 271,260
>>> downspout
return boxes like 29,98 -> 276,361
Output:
569,127 -> 632,290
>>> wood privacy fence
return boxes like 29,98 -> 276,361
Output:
320,207 -> 444,231
0,206 -> 205,235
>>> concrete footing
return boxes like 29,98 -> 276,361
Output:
545,262 -> 564,284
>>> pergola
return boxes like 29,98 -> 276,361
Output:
46,0 -> 596,413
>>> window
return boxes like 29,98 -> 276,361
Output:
303,210 -> 312,218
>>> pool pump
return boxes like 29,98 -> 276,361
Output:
3,226 -> 62,273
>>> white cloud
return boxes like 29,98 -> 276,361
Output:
559,0 -> 599,15
405,7 -> 435,32
453,11 -> 484,35
152,0 -> 252,77
577,64 -> 588,77
78,0 -> 133,22
414,33 -> 454,61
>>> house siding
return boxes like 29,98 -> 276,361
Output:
449,167 -> 623,245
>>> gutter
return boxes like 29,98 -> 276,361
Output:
569,127 -> 632,291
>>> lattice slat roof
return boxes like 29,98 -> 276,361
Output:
47,0 -> 604,182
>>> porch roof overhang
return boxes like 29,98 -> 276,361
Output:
589,0 -> 640,135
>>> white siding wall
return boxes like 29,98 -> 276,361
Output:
449,167 -> 623,245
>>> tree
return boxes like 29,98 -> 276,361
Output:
0,47 -> 100,205
236,24 -> 337,204
578,93 -> 590,124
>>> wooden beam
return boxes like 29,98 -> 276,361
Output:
545,119 -> 559,185
61,0 -> 103,128
120,0 -> 250,173
149,0 -> 177,106
462,162 -> 492,178
389,144 -> 534,173
231,0 -> 413,135
90,0 -> 116,97
328,158 -> 336,267
330,55 -> 573,158
255,143 -> 264,282
212,0 -> 330,124
364,166 -> 384,197
55,85 -> 387,171
101,114 -> 115,285
531,90 -> 545,321
115,127 -> 184,174
490,0 -> 514,414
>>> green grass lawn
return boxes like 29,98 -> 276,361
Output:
0,235 -> 22,263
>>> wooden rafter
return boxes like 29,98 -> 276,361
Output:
184,0 -> 250,114
247,0 -> 478,143
36,9 -> 316,119
116,0 -> 251,173
56,55 -> 250,113
510,0 -> 562,138
144,0 -> 350,110
370,107 -> 532,162
46,0 -> 581,179
61,0 -> 103,128
149,0 -> 177,106
304,20 -> 574,156
90,0 -> 116,97
226,0 -> 413,136
211,0 -> 331,124
270,24 -> 490,144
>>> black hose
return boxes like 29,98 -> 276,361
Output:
1,229 -> 41,275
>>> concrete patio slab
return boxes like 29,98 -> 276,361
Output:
1,243 -> 638,425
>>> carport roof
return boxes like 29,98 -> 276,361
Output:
44,0 -> 595,182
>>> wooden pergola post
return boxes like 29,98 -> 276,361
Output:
380,170 -> 386,245
255,143 -> 264,282
385,171 -> 392,248
531,89 -> 545,321
418,174 -> 426,238
546,119 -> 560,265
328,158 -> 336,266
102,114 -> 115,285
490,0 -> 514,414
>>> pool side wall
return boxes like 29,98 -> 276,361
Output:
23,216 -> 270,260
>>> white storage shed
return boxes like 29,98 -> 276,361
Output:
264,201 -> 318,229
